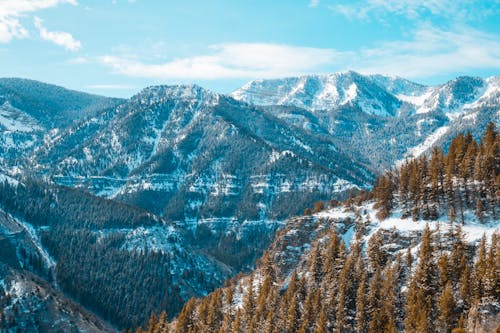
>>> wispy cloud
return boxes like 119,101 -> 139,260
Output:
0,0 -> 77,43
351,25 -> 500,78
97,24 -> 500,81
34,16 -> 81,51
68,56 -> 88,64
330,0 -> 497,22
308,0 -> 320,8
98,43 -> 340,80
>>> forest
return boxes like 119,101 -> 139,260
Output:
136,123 -> 500,333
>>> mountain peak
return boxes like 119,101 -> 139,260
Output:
132,84 -> 220,107
231,71 -> 400,116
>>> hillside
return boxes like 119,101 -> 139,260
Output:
0,175 -> 232,329
24,84 -> 373,273
0,78 -> 122,164
0,75 -> 497,331
144,125 -> 500,333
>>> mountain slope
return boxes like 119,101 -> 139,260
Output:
0,176 -> 233,329
0,78 -> 122,165
151,124 -> 500,333
232,72 -> 500,170
24,84 -> 374,274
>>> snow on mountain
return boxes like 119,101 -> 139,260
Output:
0,101 -> 42,132
0,265 -> 115,332
231,71 -> 400,117
233,72 -> 500,168
29,84 -> 371,222
0,78 -> 122,167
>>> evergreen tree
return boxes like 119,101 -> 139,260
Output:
439,282 -> 457,333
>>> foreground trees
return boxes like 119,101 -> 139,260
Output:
373,122 -> 499,222
141,227 -> 498,333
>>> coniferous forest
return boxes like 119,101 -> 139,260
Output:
137,124 -> 500,333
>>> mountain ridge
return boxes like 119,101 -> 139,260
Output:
0,73 -> 498,331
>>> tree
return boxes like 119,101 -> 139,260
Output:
355,270 -> 368,333
439,282 -> 457,333
405,225 -> 438,333
315,306 -> 328,333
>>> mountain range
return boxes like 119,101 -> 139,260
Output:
0,72 -> 498,330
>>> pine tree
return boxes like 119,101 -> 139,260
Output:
243,274 -> 256,325
175,298 -> 195,333
147,312 -> 158,333
315,306 -> 328,333
367,269 -> 384,333
439,281 -> 457,333
405,225 -> 438,333
355,270 -> 368,333
472,235 -> 488,300
155,310 -> 168,333
286,293 -> 301,333
231,309 -> 242,333
310,244 -> 324,285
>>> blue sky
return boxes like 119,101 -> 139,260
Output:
0,0 -> 499,97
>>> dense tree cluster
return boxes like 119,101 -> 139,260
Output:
140,227 -> 499,333
373,122 -> 499,221
0,180 -> 192,328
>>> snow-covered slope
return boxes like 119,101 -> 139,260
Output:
29,84 -> 372,222
232,71 -> 401,117
0,78 -> 122,165
233,72 -> 500,169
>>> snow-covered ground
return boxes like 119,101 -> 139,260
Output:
316,202 -> 499,247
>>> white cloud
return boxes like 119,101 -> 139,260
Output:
68,56 -> 88,64
34,16 -> 81,51
0,0 -> 77,43
351,25 -> 500,78
99,43 -> 340,80
308,0 -> 320,8
98,25 -> 500,82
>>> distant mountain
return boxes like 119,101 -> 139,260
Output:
232,71 -> 402,116
0,78 -> 122,163
232,72 -> 500,170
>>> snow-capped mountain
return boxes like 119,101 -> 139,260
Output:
29,84 -> 371,223
232,71 -> 401,117
232,72 -> 500,169
0,74 -> 498,331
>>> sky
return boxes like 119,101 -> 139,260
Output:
0,0 -> 499,98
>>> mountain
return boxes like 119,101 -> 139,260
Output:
151,125 -> 500,333
23,84 -> 373,273
232,72 -> 500,170
0,174 -> 233,329
0,78 -> 122,164
0,74 -> 498,331
232,71 -> 402,116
